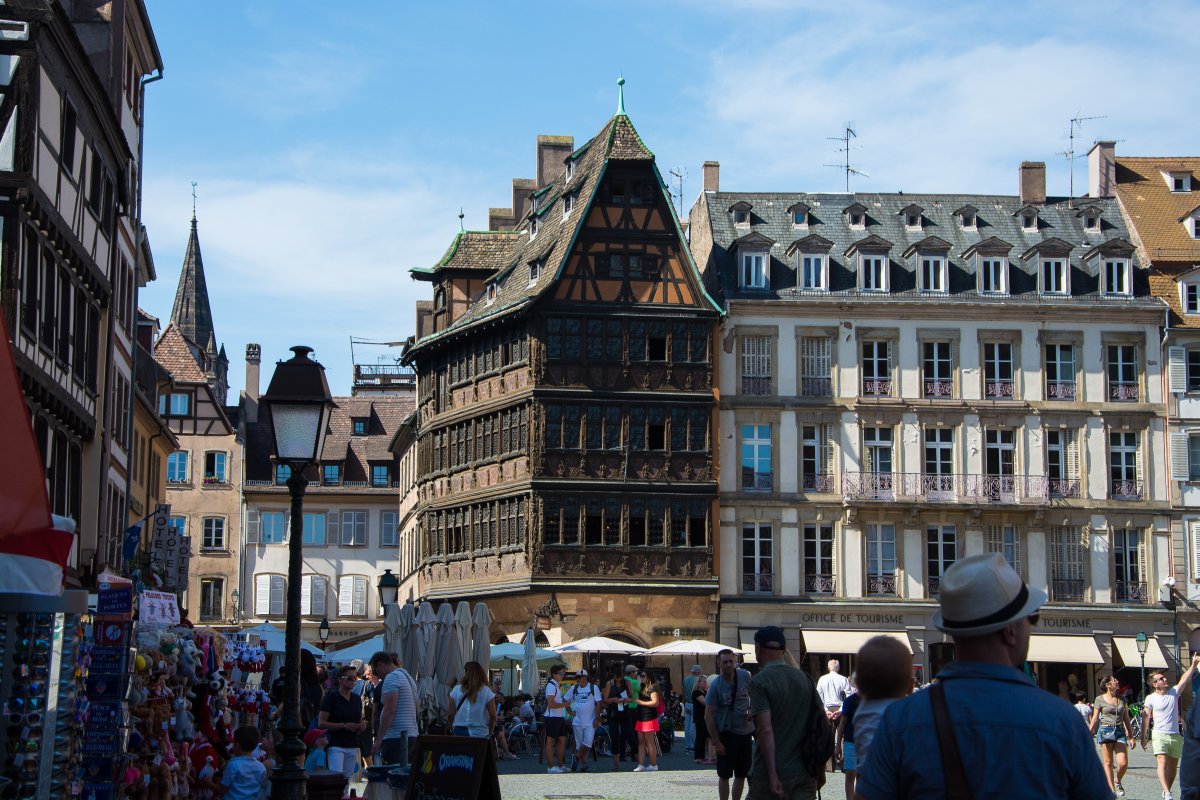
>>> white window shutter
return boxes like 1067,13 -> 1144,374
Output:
300,576 -> 312,615
312,576 -> 326,616
1012,528 -> 1022,577
1172,432 -> 1191,481
1191,522 -> 1200,580
338,576 -> 353,617
821,424 -> 833,477
341,511 -> 352,546
353,576 -> 367,616
255,573 -> 270,616
246,508 -> 260,544
1170,347 -> 1187,394
1065,430 -> 1079,479
270,576 -> 286,616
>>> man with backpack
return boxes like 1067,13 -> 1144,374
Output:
706,648 -> 754,800
566,669 -> 603,772
746,626 -> 821,800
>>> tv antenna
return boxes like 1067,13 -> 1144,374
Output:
825,122 -> 868,192
668,166 -> 688,218
1057,112 -> 1105,207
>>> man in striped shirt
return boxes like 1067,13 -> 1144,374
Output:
370,651 -> 419,768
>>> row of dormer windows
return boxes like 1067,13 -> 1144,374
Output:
734,201 -> 1106,234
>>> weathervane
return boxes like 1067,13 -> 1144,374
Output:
617,75 -> 626,116
190,180 -> 198,219
458,207 -> 465,231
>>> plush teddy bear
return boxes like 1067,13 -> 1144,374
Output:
172,696 -> 196,741
178,639 -> 198,681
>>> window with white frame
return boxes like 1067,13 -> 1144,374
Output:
1022,211 -> 1037,232
983,341 -> 1014,399
742,522 -> 773,594
341,510 -> 368,546
924,427 -> 954,496
740,252 -> 768,289
801,424 -> 834,492
300,574 -> 327,616
741,425 -> 772,491
733,207 -> 750,226
860,255 -> 887,291
1189,434 -> 1200,482
1183,283 -> 1200,314
1107,344 -> 1138,401
529,217 -> 539,238
255,574 -> 286,617
1041,258 -> 1068,294
1050,526 -> 1085,600
848,210 -> 865,228
381,510 -> 399,548
1045,343 -> 1076,400
866,523 -> 897,595
904,210 -> 921,229
169,515 -> 186,536
1192,216 -> 1200,240
199,577 -> 223,622
1168,173 -> 1192,193
984,429 -> 1016,500
260,511 -> 286,544
302,512 -> 325,545
529,259 -> 543,284
1104,259 -> 1131,296
1190,350 -> 1200,392
927,525 -> 957,595
922,341 -> 953,398
800,255 -> 827,290
1046,429 -> 1080,497
338,575 -> 368,617
862,339 -> 892,396
803,523 -> 834,593
920,256 -> 947,293
800,337 -> 832,397
986,525 -> 1021,576
167,451 -> 188,483
864,427 -> 894,493
203,451 -> 226,483
980,257 -> 1007,294
1110,430 -> 1141,499
201,517 -> 225,550
1113,528 -> 1145,602
562,192 -> 574,218
740,335 -> 773,396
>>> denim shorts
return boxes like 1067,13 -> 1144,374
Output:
1096,724 -> 1127,746
842,741 -> 857,772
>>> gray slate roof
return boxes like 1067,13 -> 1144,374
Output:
701,191 -> 1161,307
170,216 -> 217,349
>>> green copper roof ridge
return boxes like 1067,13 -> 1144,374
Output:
434,231 -> 465,268
616,75 -> 626,116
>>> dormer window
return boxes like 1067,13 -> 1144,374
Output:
730,201 -> 752,227
1195,218 -> 1200,240
1022,212 -> 1037,232
788,202 -> 810,228
562,192 -> 574,218
530,217 -> 539,238
979,257 -> 1008,295
961,212 -> 975,229
528,259 -> 543,285
800,254 -> 827,291
899,205 -> 923,231
860,255 -> 887,291
1084,212 -> 1099,230
434,288 -> 446,310
740,252 -> 768,289
920,256 -> 947,293
1040,257 -> 1068,295
486,284 -> 497,305
565,159 -> 576,181
1103,259 -> 1131,297
1165,172 -> 1193,192
844,203 -> 867,230
1182,281 -> 1200,314
352,418 -> 368,435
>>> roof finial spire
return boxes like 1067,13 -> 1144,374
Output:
190,180 -> 198,222
458,207 -> 465,231
616,75 -> 626,116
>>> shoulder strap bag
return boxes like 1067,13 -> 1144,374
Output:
929,682 -> 973,800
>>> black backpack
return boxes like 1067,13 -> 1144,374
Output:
798,670 -> 835,787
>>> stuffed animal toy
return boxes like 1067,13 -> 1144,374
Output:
172,696 -> 196,741
178,639 -> 198,682
193,755 -> 216,800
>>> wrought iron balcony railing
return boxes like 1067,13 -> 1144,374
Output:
928,576 -> 943,596
801,377 -> 832,397
743,573 -> 774,594
1046,380 -> 1077,400
804,573 -> 835,594
1115,581 -> 1147,603
861,378 -> 893,397
842,472 -> 1051,504
923,379 -> 953,398
842,471 -> 895,500
1109,382 -> 1139,402
1051,578 -> 1084,602
801,474 -> 836,493
985,379 -> 1015,399
741,376 -> 772,396
1049,478 -> 1081,498
867,574 -> 897,595
1110,480 -> 1144,500
742,471 -> 773,491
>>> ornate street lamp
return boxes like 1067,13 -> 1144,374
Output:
1136,631 -> 1149,703
261,346 -> 332,800
377,569 -> 400,610
318,617 -> 330,651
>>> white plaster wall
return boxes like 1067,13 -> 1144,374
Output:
719,410 -> 736,493
780,411 -> 798,493
843,524 -> 863,598
780,520 -> 800,596
964,528 -> 984,557
903,528 -> 924,599
1090,519 -> 1111,603
778,330 -> 798,396
719,521 -> 738,595
1026,528 -> 1048,595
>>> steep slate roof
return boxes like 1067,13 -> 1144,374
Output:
152,322 -> 206,383
408,110 -> 713,356
414,230 -> 523,275
701,191 -> 1160,308
244,395 -> 414,489
170,216 -> 216,349
1114,157 -> 1200,263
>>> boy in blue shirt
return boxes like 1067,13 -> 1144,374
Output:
219,725 -> 270,800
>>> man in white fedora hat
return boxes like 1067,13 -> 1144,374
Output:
855,553 -> 1111,799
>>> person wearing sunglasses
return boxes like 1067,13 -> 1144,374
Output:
317,665 -> 366,785
1142,654 -> 1200,800
855,553 -> 1110,800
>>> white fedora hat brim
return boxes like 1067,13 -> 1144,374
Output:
932,586 -> 1047,638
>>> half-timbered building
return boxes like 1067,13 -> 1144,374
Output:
403,98 -> 723,650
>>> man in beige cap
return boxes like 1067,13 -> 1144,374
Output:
854,553 -> 1111,799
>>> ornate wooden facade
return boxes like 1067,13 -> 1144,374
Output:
404,109 -> 722,644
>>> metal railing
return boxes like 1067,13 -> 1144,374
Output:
1111,480 -> 1144,500
842,472 -> 1051,503
742,471 -> 773,491
868,574 -> 897,595
801,377 -> 832,397
985,379 -> 1015,399
802,474 -> 836,493
804,574 -> 835,593
1051,579 -> 1084,602
743,573 -> 774,593
923,380 -> 953,398
1109,382 -> 1139,401
741,376 -> 772,396
1046,380 -> 1076,400
1115,581 -> 1147,603
842,471 -> 895,500
861,378 -> 893,397
928,576 -> 943,596
1049,478 -> 1081,498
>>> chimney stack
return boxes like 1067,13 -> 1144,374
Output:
703,161 -> 720,193
536,135 -> 574,189
1019,161 -> 1046,205
243,343 -> 261,423
1088,141 -> 1116,198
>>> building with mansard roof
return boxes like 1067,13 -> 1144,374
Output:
690,158 -> 1173,689
401,92 -> 722,656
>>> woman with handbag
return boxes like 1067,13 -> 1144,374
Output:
1090,674 -> 1135,797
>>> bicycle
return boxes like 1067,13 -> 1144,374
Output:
506,720 -> 536,755
1129,703 -> 1145,742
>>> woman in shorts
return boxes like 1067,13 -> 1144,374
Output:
1089,674 -> 1135,797
632,671 -> 660,772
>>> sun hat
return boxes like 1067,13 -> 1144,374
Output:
690,664 -> 702,674
932,553 -> 1046,637
625,664 -> 638,674
303,729 -> 327,748
576,668 -> 588,677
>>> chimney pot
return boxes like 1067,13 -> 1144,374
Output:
244,343 -> 261,423
703,161 -> 720,193
1019,161 -> 1046,205
536,135 -> 575,189
1088,141 -> 1116,199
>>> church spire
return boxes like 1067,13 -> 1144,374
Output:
170,212 -> 216,351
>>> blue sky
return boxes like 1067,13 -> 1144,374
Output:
137,0 -> 1200,398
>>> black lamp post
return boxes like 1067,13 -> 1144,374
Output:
318,617 -> 330,652
377,568 -> 400,610
1136,631 -> 1149,703
261,346 -> 332,800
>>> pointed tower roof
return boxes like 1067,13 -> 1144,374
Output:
170,215 -> 215,349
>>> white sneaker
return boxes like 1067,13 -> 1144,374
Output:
547,767 -> 563,774
633,765 -> 646,772
646,765 -> 659,772
1163,791 -> 1173,800
1115,784 -> 1125,797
